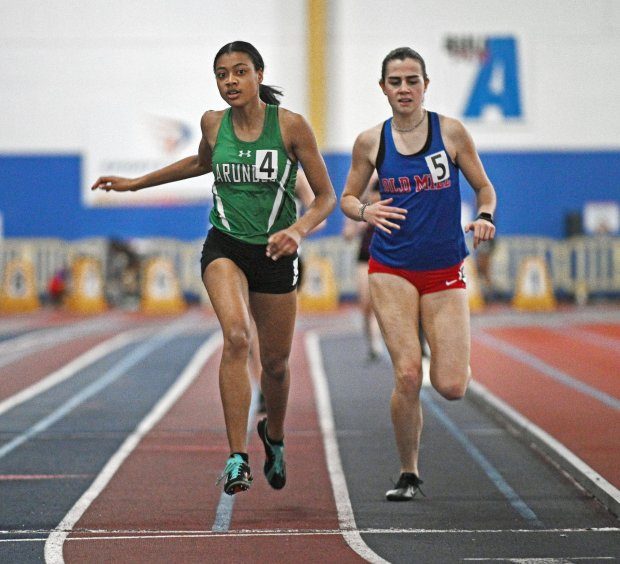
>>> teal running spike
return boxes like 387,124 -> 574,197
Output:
216,454 -> 253,495
257,418 -> 286,489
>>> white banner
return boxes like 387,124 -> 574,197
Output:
83,109 -> 214,208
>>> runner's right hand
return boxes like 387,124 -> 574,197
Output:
91,176 -> 137,192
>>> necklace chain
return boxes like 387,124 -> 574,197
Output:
391,110 -> 426,133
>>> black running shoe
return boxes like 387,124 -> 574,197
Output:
216,454 -> 253,496
386,472 -> 425,501
257,391 -> 267,414
257,418 -> 286,489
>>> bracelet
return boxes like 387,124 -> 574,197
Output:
476,212 -> 494,225
359,202 -> 370,221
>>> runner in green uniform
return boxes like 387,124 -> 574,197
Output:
210,103 -> 298,244
91,41 -> 336,495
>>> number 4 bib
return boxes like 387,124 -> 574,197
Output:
255,150 -> 278,180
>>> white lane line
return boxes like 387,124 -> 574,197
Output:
0,474 -> 91,481
306,331 -> 389,564
471,309 -> 620,330
463,558 -> 615,562
554,326 -> 620,355
475,331 -> 620,411
11,526 -> 620,535
0,316 -> 122,369
0,328 -> 151,417
44,331 -> 223,564
422,390 -> 543,528
0,325 -> 183,461
211,382 -> 259,532
4,526 -> 617,543
468,380 -> 620,518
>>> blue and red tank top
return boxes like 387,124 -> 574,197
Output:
370,111 -> 469,270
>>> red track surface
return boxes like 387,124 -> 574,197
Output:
64,331 -> 365,563
0,332 -> 114,402
1,305 -> 618,562
471,317 -> 620,488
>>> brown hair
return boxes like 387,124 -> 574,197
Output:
381,47 -> 428,82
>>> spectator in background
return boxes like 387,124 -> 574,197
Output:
106,239 -> 140,308
47,267 -> 68,306
343,177 -> 384,360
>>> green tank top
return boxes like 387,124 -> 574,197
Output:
209,104 -> 298,244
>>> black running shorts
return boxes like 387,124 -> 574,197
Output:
200,227 -> 299,294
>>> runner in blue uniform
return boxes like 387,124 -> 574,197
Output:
340,47 -> 497,501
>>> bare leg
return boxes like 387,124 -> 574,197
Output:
203,259 -> 253,454
247,317 -> 266,412
358,263 -> 382,358
248,317 -> 262,385
250,290 -> 297,441
421,288 -> 471,400
369,273 -> 423,475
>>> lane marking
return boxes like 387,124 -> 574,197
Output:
211,383 -> 259,533
554,326 -> 620,354
44,330 -> 223,564
315,323 -> 619,517
9,526 -> 620,535
306,331 -> 389,564
422,389 -> 543,528
0,325 -> 183,462
475,331 -> 620,411
468,380 -> 620,518
471,309 -> 620,330
0,474 -> 91,481
137,444 -> 226,452
463,558 -> 616,562
0,315 -> 122,369
0,328 -> 151,417
3,526 -> 618,543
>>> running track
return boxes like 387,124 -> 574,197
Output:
0,304 -> 618,563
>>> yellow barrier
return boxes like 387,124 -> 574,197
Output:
140,257 -> 186,314
512,256 -> 557,311
0,258 -> 40,313
463,257 -> 485,313
65,257 -> 107,314
298,255 -> 338,312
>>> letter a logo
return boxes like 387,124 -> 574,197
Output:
464,36 -> 522,118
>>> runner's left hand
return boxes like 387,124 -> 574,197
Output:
465,218 -> 495,249
266,227 -> 302,261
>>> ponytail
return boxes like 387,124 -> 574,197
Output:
259,84 -> 283,106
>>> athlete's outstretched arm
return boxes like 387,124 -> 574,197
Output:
91,112 -> 215,193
